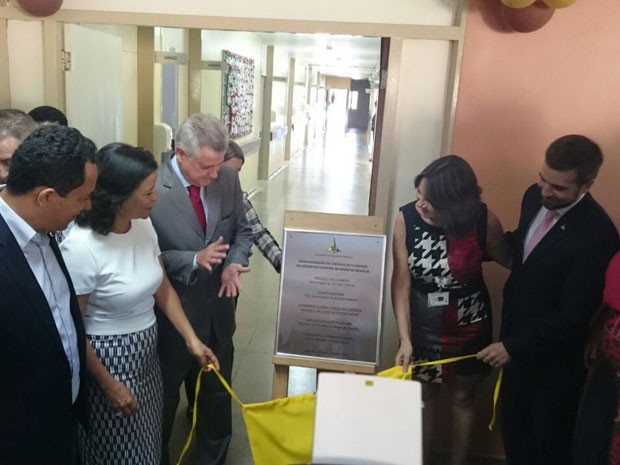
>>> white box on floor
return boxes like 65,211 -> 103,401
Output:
311,372 -> 422,465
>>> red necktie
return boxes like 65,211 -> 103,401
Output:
523,209 -> 556,262
188,185 -> 206,233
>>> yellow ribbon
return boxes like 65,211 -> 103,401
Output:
488,367 -> 503,431
411,353 -> 478,367
176,365 -> 243,465
176,368 -> 202,465
177,358 -> 503,464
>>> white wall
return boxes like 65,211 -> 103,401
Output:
62,0 -> 458,26
375,38 -> 451,368
7,20 -> 137,145
155,27 -> 188,53
7,20 -> 44,111
271,47 -> 289,78
291,83 -> 307,156
82,24 -> 138,145
268,131 -> 286,177
200,69 -> 222,119
239,145 -> 259,193
271,80 -> 287,127
201,30 -> 260,61
64,24 -> 123,148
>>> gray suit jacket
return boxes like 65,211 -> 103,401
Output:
150,155 -> 253,342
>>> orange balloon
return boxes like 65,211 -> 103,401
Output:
500,1 -> 555,32
542,0 -> 578,7
16,0 -> 63,16
501,0 -> 537,9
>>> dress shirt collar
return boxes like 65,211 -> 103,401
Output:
0,195 -> 38,251
171,154 -> 191,189
548,192 -> 586,219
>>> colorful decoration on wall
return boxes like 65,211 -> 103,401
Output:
16,0 -> 63,16
222,50 -> 255,139
498,0 -> 579,33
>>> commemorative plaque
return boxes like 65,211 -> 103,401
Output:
275,228 -> 386,366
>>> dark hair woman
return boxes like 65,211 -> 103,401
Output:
391,155 -> 510,465
61,143 -> 219,465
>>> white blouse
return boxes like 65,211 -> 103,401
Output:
60,218 -> 163,336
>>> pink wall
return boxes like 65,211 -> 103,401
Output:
450,0 -> 620,457
454,0 -> 620,231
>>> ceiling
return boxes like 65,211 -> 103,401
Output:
256,32 -> 381,81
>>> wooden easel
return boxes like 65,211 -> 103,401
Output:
271,210 -> 385,399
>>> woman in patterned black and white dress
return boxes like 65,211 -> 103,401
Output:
61,143 -> 219,465
391,155 -> 510,465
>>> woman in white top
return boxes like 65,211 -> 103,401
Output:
61,143 -> 219,465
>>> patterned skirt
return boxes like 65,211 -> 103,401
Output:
79,323 -> 163,465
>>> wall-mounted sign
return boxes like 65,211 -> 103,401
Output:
154,51 -> 189,65
275,229 -> 385,366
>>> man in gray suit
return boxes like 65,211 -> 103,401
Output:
150,113 -> 253,465
0,109 -> 38,188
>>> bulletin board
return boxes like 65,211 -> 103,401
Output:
221,49 -> 254,139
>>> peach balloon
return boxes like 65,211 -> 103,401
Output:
500,1 -> 555,33
542,0 -> 578,7
16,0 -> 63,17
501,0 -> 537,9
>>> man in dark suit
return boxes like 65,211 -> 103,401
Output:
150,113 -> 253,465
478,135 -> 620,465
0,125 -> 97,465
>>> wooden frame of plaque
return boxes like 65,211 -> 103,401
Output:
272,210 -> 386,398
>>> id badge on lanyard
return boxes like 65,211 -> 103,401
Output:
427,277 -> 449,307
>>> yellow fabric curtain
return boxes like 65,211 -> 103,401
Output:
177,358 -> 501,465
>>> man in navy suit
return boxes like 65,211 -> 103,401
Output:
0,125 -> 97,465
478,135 -> 620,465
